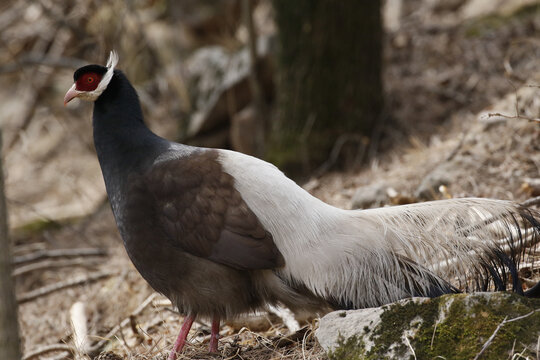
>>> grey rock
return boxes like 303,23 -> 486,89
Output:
316,293 -> 540,359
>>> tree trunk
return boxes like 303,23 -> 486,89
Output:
270,0 -> 383,175
0,132 -> 22,359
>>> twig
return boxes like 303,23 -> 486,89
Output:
13,257 -> 102,277
17,269 -> 116,303
473,316 -> 508,360
430,321 -> 439,349
116,321 -> 133,354
473,310 -> 540,360
480,80 -> 540,123
483,79 -> 540,124
521,196 -> 540,208
13,247 -> 107,265
12,242 -> 47,256
88,293 -> 158,357
22,344 -> 74,360
510,338 -> 516,358
484,112 -> 540,124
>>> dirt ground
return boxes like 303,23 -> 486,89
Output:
3,1 -> 539,359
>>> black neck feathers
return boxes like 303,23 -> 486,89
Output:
92,70 -> 169,195
94,70 -> 144,126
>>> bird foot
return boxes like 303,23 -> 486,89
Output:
168,315 -> 195,360
208,315 -> 220,353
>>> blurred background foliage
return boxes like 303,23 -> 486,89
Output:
1,0 -> 384,175
0,0 -> 386,227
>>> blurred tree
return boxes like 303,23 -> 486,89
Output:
0,132 -> 22,359
270,0 -> 383,175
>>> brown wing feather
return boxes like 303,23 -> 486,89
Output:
125,150 -> 284,270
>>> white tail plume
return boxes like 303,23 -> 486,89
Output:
220,151 -> 540,310
325,198 -> 540,308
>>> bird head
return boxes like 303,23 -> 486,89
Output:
64,51 -> 119,106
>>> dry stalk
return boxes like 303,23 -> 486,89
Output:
473,310 -> 540,360
404,336 -> 417,360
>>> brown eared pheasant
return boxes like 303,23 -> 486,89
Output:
64,52 -> 540,359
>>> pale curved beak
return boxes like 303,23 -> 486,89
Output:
63,84 -> 80,106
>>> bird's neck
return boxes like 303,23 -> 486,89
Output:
92,72 -> 169,192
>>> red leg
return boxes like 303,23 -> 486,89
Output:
168,315 -> 195,360
208,315 -> 220,353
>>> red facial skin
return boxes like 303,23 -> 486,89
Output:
75,72 -> 102,91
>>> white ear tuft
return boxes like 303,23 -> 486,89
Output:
80,50 -> 118,100
106,50 -> 119,70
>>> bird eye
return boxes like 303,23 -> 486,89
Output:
75,72 -> 101,91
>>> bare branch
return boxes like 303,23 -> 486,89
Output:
17,269 -> 116,303
22,344 -> 74,360
13,247 -> 107,265
13,257 -> 102,277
